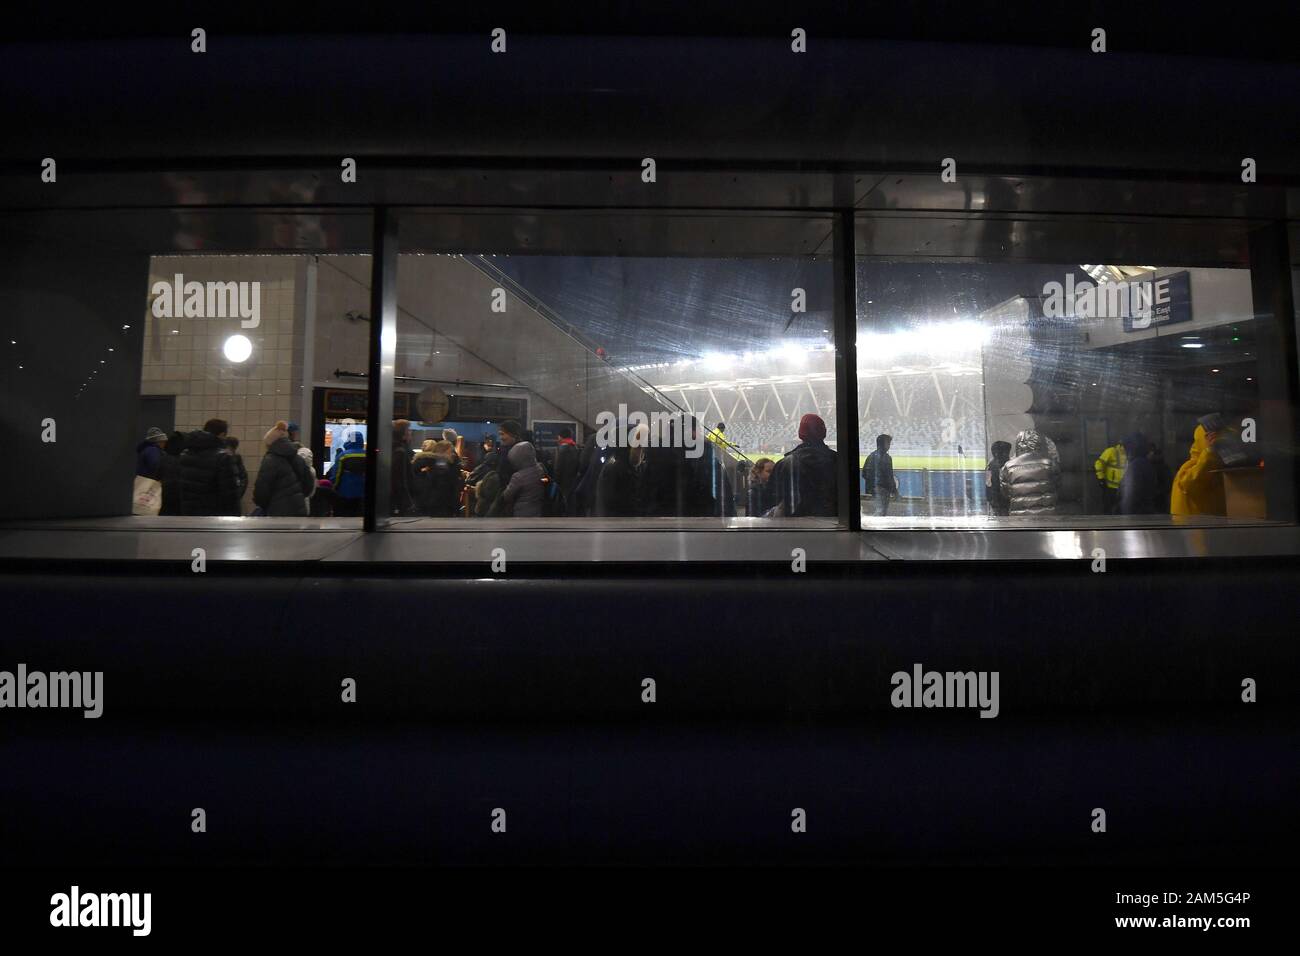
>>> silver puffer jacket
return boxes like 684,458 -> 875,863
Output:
998,429 -> 1061,515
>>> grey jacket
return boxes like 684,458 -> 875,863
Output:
500,442 -> 545,517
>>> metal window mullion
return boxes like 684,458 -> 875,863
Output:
363,207 -> 399,531
832,209 -> 861,531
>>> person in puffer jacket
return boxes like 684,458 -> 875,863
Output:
999,429 -> 1061,515
179,419 -> 243,516
498,440 -> 546,517
253,421 -> 315,517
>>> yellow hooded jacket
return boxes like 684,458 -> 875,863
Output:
1170,425 -> 1225,517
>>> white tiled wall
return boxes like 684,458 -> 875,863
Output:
140,255 -> 302,513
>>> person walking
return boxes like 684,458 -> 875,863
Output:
862,433 -> 899,517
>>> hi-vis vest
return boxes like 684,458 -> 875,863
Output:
1094,443 -> 1128,490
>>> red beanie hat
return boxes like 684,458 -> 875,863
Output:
798,414 -> 827,443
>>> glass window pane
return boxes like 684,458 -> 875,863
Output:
381,210 -> 843,527
1,206 -> 371,525
855,224 -> 1293,528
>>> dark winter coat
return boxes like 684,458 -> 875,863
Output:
468,449 -> 499,484
571,436 -> 602,517
159,450 -> 185,516
1118,433 -> 1156,515
595,449 -> 638,517
770,440 -> 838,517
497,439 -> 518,489
229,453 -> 248,500
411,452 -> 463,517
178,429 -> 242,516
638,446 -> 688,517
746,474 -> 774,517
474,470 -> 501,516
253,438 -> 315,517
862,449 -> 898,498
309,482 -> 337,517
552,439 -> 580,512
984,441 -> 1012,515
390,440 -> 416,516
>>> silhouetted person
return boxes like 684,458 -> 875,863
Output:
253,421 -> 314,517
1118,432 -> 1155,515
159,431 -> 186,516
179,418 -> 242,516
500,441 -> 545,517
552,427 -> 580,515
390,419 -> 416,516
984,440 -> 1012,516
223,436 -> 248,501
862,433 -> 898,517
1000,429 -> 1061,515
411,440 -> 463,517
770,414 -> 837,518
135,426 -> 168,479
747,457 -> 775,517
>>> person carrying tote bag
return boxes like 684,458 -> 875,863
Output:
132,475 -> 162,516
132,426 -> 167,515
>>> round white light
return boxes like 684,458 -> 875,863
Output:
223,334 -> 253,363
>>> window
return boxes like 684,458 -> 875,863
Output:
855,214 -> 1295,527
380,210 -> 846,527
2,206 -> 371,524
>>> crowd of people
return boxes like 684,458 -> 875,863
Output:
133,417 -> 319,517
133,410 -> 1251,522
972,413 -> 1249,518
132,411 -> 843,520
385,411 -> 840,519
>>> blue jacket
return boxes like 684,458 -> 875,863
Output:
135,440 -> 163,479
330,435 -> 367,500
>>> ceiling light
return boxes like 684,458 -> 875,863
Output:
223,334 -> 253,363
